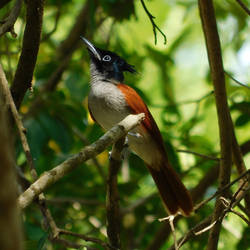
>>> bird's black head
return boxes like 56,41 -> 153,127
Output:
81,37 -> 136,82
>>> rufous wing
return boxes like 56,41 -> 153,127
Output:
117,83 -> 193,216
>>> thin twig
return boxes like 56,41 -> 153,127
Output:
140,0 -> 167,44
194,169 -> 250,212
230,209 -> 250,226
151,90 -> 214,109
0,63 -> 37,179
177,149 -> 220,161
159,215 -> 178,250
168,216 -> 213,250
59,229 -> 111,249
41,5 -> 61,42
236,0 -> 250,15
237,203 -> 250,218
0,0 -> 22,37
225,71 -> 250,89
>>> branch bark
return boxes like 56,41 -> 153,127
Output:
11,0 -> 44,109
25,0 -> 99,118
236,0 -> 250,15
198,1 -> 233,249
106,137 -> 125,249
0,63 -> 37,178
18,113 -> 145,209
0,82 -> 23,250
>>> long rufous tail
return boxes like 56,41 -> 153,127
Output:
147,162 -> 193,216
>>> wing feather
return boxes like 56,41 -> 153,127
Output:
117,83 -> 166,154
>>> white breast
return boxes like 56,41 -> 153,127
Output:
88,79 -> 130,130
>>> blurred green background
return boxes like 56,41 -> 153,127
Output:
0,0 -> 249,249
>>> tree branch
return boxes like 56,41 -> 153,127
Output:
194,169 -> 250,212
224,71 -> 250,89
168,216 -> 213,250
18,113 -> 145,209
0,63 -> 37,178
236,0 -> 250,16
0,77 -> 23,250
177,149 -> 220,161
198,1 -> 233,249
106,137 -> 125,249
140,0 -> 167,44
11,0 -> 44,109
0,0 -> 22,37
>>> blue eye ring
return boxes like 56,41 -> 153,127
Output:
103,55 -> 112,62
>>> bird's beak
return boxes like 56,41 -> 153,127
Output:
80,36 -> 101,61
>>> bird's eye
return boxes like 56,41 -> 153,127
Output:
102,55 -> 112,62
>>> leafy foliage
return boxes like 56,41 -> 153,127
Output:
0,0 -> 249,249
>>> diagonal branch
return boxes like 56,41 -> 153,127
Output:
177,149 -> 220,161
194,169 -> 250,212
224,71 -> 250,89
18,113 -> 145,209
236,0 -> 250,16
11,0 -> 44,110
0,63 -> 36,178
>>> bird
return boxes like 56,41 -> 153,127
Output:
81,37 -> 193,216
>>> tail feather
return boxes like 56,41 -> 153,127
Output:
147,162 -> 193,216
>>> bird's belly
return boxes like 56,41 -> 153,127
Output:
88,85 -> 130,130
91,104 -> 128,130
128,127 -> 162,166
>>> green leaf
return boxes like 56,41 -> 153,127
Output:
235,114 -> 250,127
37,233 -> 48,250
